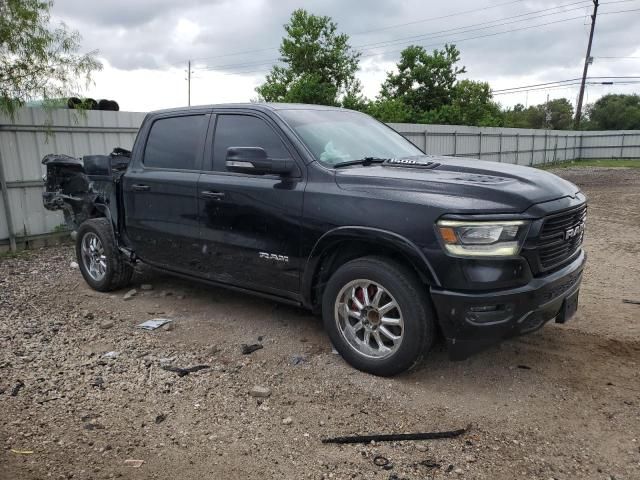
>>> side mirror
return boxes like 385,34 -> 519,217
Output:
225,147 -> 295,176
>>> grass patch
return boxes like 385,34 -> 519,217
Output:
540,158 -> 640,169
0,249 -> 33,261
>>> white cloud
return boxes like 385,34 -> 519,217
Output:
51,0 -> 640,112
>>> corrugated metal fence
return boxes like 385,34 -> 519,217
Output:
390,123 -> 640,165
1,108 -> 639,250
0,108 -> 145,250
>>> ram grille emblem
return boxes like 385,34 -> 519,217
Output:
564,222 -> 585,241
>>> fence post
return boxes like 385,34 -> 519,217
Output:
530,135 -> 535,166
620,133 -> 626,158
498,133 -> 503,162
578,132 -> 584,160
543,131 -> 548,164
553,135 -> 558,163
478,131 -> 482,159
0,149 -> 17,252
515,133 -> 520,165
453,131 -> 458,156
423,130 -> 428,153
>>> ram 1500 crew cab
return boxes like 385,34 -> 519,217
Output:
42,104 -> 586,376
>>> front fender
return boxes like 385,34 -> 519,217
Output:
301,226 -> 441,307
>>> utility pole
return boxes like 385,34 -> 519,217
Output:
574,0 -> 599,128
187,60 -> 191,106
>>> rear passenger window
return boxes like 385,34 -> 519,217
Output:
144,115 -> 206,170
213,115 -> 289,171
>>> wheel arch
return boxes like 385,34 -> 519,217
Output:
301,226 -> 440,310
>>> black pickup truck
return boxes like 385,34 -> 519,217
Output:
42,103 -> 586,376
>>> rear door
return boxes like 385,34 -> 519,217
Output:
197,111 -> 305,296
123,112 -> 209,273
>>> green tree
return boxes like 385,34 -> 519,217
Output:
420,80 -> 503,126
364,98 -> 413,123
256,9 -> 361,106
0,0 -> 101,118
502,104 -> 531,128
379,44 -> 466,122
584,94 -> 640,130
503,98 -> 574,130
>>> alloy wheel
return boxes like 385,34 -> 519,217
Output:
334,279 -> 404,359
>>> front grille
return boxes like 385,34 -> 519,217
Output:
536,204 -> 587,271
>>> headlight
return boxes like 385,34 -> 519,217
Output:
436,219 -> 529,257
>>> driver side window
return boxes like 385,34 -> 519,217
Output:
212,114 -> 289,172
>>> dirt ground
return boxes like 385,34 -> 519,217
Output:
1,167 -> 639,480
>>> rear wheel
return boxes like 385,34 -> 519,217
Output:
322,256 -> 435,376
76,218 -> 133,291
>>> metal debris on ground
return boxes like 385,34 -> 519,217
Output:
373,455 -> 393,470
136,318 -> 173,330
622,299 -> 640,305
90,377 -> 104,388
161,364 -> 209,377
321,424 -> 471,444
11,449 -> 34,455
241,343 -> 263,354
10,380 -> 24,397
420,459 -> 441,469
124,459 -> 145,468
517,365 -> 532,370
290,354 -> 308,365
123,289 -> 138,301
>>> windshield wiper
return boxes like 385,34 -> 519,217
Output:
333,157 -> 389,169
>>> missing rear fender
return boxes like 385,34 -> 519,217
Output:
41,150 -> 128,230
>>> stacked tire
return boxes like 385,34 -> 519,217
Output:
67,97 -> 119,111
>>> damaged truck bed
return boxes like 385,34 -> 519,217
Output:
42,148 -> 131,232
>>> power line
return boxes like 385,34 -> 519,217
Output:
186,0 -> 529,64
359,7 -> 640,59
197,1 -> 594,73
190,6 -> 640,78
352,0 -> 526,35
493,76 -> 640,93
494,80 -> 640,95
352,0 -> 592,50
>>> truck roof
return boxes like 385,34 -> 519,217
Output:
147,102 -> 349,116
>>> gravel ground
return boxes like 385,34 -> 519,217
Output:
1,167 -> 639,480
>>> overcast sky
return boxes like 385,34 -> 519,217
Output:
50,0 -> 640,112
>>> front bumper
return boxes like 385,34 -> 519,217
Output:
430,249 -> 586,360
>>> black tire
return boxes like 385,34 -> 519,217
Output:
98,99 -> 111,110
67,97 -> 81,109
76,218 -> 133,292
322,256 -> 435,376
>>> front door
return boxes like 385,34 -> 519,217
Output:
123,113 -> 208,272
197,112 -> 305,296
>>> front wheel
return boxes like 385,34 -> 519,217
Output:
322,256 -> 435,376
76,218 -> 133,292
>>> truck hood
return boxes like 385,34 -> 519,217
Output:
333,155 -> 581,214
